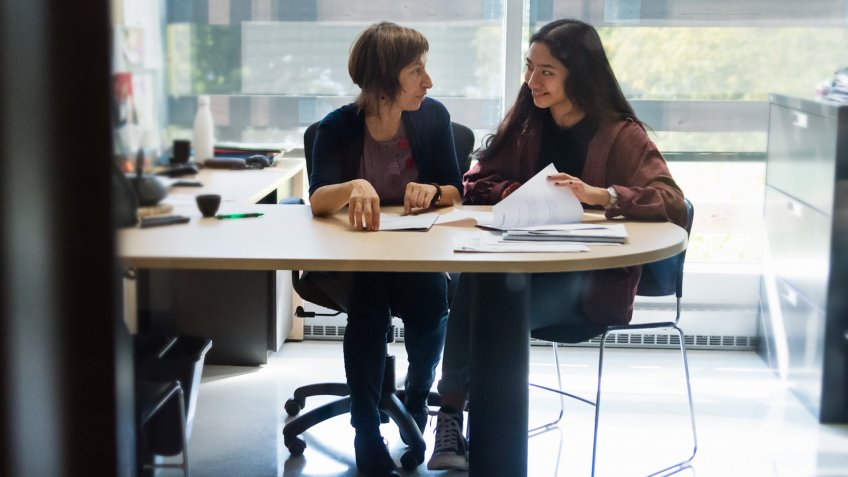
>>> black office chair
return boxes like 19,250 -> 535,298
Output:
530,198 -> 697,477
282,120 -> 474,470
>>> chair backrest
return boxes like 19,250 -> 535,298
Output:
296,121 -> 474,312
303,121 -> 320,179
451,121 -> 475,175
636,198 -> 694,299
303,120 -> 474,179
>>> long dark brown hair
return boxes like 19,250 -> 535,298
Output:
479,19 -> 642,164
347,22 -> 429,116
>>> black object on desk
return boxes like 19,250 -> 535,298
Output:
140,215 -> 190,228
133,149 -> 168,206
157,164 -> 199,178
172,179 -> 203,187
204,155 -> 270,170
172,139 -> 191,164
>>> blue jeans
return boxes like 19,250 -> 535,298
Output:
343,271 -> 449,435
437,271 -> 587,399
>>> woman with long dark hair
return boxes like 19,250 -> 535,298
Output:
427,19 -> 687,471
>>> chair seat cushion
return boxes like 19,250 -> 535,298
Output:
531,324 -> 607,344
293,271 -> 352,313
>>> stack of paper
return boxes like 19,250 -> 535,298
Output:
501,223 -> 628,244
453,235 -> 589,253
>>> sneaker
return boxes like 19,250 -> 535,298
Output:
427,407 -> 469,471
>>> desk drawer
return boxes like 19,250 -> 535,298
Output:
764,186 -> 830,308
766,103 -> 837,215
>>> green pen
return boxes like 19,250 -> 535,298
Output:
215,212 -> 264,220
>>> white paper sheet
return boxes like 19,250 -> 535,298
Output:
490,163 -> 583,229
378,212 -> 439,231
434,209 -> 496,227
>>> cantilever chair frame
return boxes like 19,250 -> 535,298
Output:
137,380 -> 189,477
530,198 -> 697,477
282,120 -> 475,471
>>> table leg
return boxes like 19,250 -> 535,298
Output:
468,272 -> 530,477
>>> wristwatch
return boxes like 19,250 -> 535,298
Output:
429,183 -> 442,208
605,186 -> 618,210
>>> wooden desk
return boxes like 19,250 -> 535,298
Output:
126,160 -> 307,365
119,204 -> 686,476
164,158 -> 306,204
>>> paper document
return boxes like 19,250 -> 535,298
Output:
453,235 -> 589,253
490,163 -> 583,229
434,209 -> 497,228
379,212 -> 439,231
502,223 -> 628,244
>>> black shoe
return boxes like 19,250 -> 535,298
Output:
354,433 -> 401,477
404,400 -> 429,433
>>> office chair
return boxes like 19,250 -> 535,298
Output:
282,120 -> 474,470
136,381 -> 189,477
530,198 -> 696,477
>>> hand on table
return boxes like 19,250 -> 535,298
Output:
403,182 -> 439,215
348,179 -> 380,231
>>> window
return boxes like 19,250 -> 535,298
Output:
527,1 -> 848,265
164,0 -> 506,149
154,0 -> 847,270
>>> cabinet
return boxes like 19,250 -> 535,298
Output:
759,94 -> 848,423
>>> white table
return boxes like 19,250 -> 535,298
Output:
119,204 -> 687,476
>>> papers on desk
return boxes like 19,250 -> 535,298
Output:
453,235 -> 589,253
491,163 -> 583,229
501,223 -> 628,244
435,209 -> 496,227
379,212 -> 439,231
436,164 -> 583,230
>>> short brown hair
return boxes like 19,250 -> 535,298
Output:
348,22 -> 429,114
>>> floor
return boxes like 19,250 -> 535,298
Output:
169,341 -> 848,477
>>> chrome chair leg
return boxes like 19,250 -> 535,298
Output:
590,329 -> 609,477
142,386 -> 189,477
529,341 -> 597,434
529,342 -> 565,434
593,325 -> 698,477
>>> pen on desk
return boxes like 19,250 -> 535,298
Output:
215,212 -> 264,220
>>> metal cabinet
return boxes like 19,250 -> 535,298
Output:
759,94 -> 848,423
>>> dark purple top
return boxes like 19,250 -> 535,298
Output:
360,122 -> 420,205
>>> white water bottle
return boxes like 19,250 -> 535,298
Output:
193,95 -> 215,165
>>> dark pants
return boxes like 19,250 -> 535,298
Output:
438,271 -> 587,398
344,272 -> 449,435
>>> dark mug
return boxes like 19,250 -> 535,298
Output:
195,194 -> 221,218
172,139 -> 191,164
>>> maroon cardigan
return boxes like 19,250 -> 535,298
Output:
464,119 -> 687,325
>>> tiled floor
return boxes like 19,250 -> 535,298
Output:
175,341 -> 848,477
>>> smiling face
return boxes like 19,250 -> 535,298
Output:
392,54 -> 433,112
524,42 -> 583,127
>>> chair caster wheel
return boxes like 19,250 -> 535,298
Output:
400,448 -> 424,470
285,436 -> 306,456
284,398 -> 302,417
